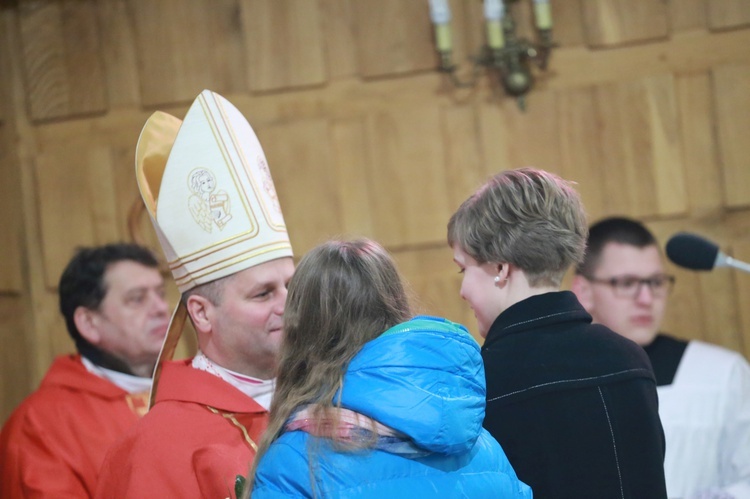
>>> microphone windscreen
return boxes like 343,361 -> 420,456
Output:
665,232 -> 719,271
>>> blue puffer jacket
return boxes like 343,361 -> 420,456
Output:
252,316 -> 532,498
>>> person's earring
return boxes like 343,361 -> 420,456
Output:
494,275 -> 501,284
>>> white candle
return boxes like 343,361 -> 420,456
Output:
484,0 -> 505,50
428,0 -> 452,52
533,0 -> 553,30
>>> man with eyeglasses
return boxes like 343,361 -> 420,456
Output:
572,216 -> 750,499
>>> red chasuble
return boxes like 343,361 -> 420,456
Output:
95,359 -> 268,499
0,354 -> 147,498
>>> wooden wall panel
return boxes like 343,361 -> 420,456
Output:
557,86 -> 608,218
713,63 -> 750,208
697,263 -> 744,353
331,118 -> 376,237
0,124 -> 22,292
0,12 -> 7,124
669,0 -> 707,33
19,0 -> 106,122
34,140 -> 125,288
364,105 -> 451,247
320,0 -> 357,80
478,89 -> 561,175
393,246 -> 479,340
709,0 -> 750,30
256,119 -> 341,255
591,74 -> 687,218
552,0 -> 586,48
243,0 -> 326,92
675,72 -> 722,215
582,0 -> 669,47
441,104 -> 486,210
129,0 -> 244,106
660,265 -> 706,343
96,0 -> 141,108
0,296 -> 32,424
354,0 -> 435,78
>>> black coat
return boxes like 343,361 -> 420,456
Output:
482,291 -> 667,499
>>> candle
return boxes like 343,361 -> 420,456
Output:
484,0 -> 505,50
533,0 -> 553,30
428,0 -> 452,52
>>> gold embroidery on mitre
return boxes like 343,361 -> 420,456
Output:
256,157 -> 282,214
188,167 -> 233,232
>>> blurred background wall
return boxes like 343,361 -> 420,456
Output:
1,0 -> 749,423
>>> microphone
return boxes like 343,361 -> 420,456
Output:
665,232 -> 750,274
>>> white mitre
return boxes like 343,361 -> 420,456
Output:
135,90 -> 293,404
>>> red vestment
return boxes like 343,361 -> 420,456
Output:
95,359 -> 268,499
0,354 -> 148,498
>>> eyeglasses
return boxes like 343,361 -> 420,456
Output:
584,273 -> 675,299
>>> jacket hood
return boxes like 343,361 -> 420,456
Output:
336,316 -> 486,456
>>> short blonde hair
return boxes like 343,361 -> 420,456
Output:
447,167 -> 588,287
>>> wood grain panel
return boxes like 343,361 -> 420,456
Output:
556,86 -> 607,219
0,124 -> 22,293
392,246 -> 480,341
592,74 -> 686,218
87,146 -> 126,243
320,0 -> 357,79
478,89 -> 561,176
363,105 -> 451,247
709,0 -> 750,30
652,220 -> 708,344
0,295 -> 32,425
713,63 -> 750,208
255,119 -> 341,255
669,0 -> 707,33
660,265 -> 706,343
697,263 -> 743,352
129,0 -> 245,106
548,29 -> 750,90
243,0 -> 326,92
354,0 -> 436,78
0,11 -> 8,124
675,72 -> 722,215
552,0 -> 586,48
96,0 -> 141,107
34,139 -> 125,289
19,0 -> 106,121
331,118 -> 376,237
441,104 -> 485,210
581,0 -> 669,47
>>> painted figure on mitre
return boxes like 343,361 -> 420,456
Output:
188,167 -> 232,232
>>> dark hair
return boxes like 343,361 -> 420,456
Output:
576,217 -> 658,276
59,243 -> 160,353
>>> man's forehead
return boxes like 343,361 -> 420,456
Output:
104,260 -> 164,290
232,258 -> 294,284
598,242 -> 664,274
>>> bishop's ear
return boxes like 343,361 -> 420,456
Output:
185,294 -> 214,335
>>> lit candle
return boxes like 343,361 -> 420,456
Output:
483,0 -> 505,50
533,0 -> 553,30
428,0 -> 452,52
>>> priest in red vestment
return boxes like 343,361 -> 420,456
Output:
95,90 -> 295,498
0,243 -> 170,498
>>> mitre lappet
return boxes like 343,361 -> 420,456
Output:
135,89 -> 293,405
